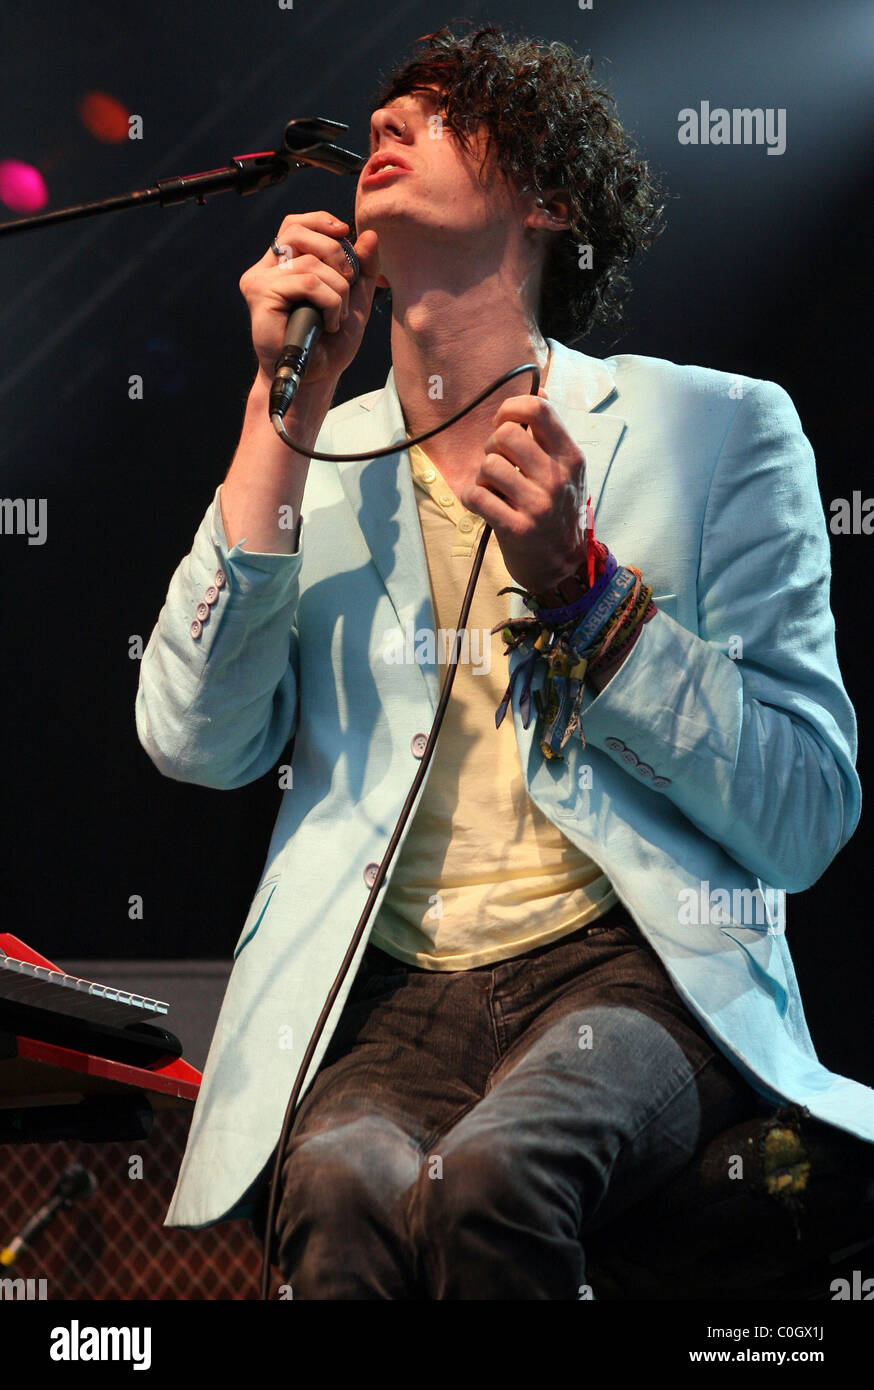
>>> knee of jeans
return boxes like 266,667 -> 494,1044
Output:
279,1113 -> 422,1229
410,1138 -> 521,1247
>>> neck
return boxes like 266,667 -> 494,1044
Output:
387,272 -> 550,488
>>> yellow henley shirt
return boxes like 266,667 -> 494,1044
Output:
369,438 -> 617,970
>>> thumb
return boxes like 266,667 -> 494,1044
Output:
352,228 -> 380,283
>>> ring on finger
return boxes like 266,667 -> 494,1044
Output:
271,238 -> 293,262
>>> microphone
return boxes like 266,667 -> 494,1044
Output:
0,1162 -> 97,1266
282,118 -> 366,177
269,236 -> 360,420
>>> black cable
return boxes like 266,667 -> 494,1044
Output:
270,361 -> 541,459
258,360 -> 541,1299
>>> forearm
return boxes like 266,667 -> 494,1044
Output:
220,370 -> 336,554
579,607 -> 859,891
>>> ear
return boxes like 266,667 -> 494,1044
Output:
525,188 -> 572,233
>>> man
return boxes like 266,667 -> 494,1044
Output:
136,25 -> 872,1298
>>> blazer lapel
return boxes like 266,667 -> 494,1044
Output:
335,377 -> 440,709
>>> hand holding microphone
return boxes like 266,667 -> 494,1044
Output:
268,233 -> 360,418
237,210 -> 381,412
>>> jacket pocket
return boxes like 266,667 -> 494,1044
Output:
233,875 -> 280,960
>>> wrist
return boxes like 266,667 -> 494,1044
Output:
587,622 -> 644,692
535,552 -> 590,609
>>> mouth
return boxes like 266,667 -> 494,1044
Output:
361,155 -> 412,188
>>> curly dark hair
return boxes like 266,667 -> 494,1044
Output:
365,21 -> 666,345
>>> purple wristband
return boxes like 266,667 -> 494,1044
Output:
525,550 -> 618,626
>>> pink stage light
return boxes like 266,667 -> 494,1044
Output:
0,160 -> 48,214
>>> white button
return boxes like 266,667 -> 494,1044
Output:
410,733 -> 428,759
363,862 -> 381,888
438,492 -> 454,508
458,516 -> 474,533
422,467 -> 437,483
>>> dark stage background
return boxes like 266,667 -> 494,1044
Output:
2,0 -> 872,1094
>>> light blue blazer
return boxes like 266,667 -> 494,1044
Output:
135,338 -> 872,1229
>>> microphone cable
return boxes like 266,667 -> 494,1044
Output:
258,359 -> 541,1298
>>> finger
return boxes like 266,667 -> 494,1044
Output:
351,227 -> 380,283
243,256 -> 352,328
491,393 -> 569,457
476,451 -> 544,513
269,254 -> 351,300
482,419 -> 546,481
459,482 -> 522,534
245,212 -> 347,274
276,210 -> 350,242
340,229 -> 380,322
267,267 -> 349,333
271,219 -> 358,282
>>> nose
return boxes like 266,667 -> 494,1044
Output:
369,107 -> 414,151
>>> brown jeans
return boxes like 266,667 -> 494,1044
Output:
270,899 -> 764,1298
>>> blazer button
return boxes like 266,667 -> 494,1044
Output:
189,618 -> 203,639
635,763 -> 654,779
620,747 -> 639,767
214,569 -> 226,589
363,862 -> 381,888
605,737 -> 625,752
410,733 -> 428,759
652,776 -> 672,789
205,585 -> 219,605
195,601 -> 210,621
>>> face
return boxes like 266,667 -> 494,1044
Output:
354,85 -> 524,287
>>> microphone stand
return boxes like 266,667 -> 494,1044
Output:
0,117 -> 364,237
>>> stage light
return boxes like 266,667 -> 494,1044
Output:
78,91 -> 131,144
0,159 -> 48,213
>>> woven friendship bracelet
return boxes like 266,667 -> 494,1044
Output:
590,577 -> 651,669
493,537 -> 658,759
565,567 -> 638,656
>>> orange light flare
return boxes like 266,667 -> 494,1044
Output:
78,91 -> 131,144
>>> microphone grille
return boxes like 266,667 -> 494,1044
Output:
338,238 -> 360,285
